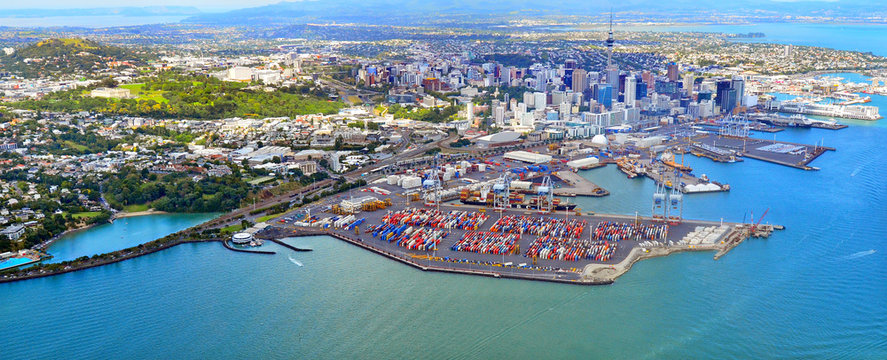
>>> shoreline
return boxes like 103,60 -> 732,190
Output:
113,209 -> 169,219
35,209 -> 172,251
3,199 -> 775,286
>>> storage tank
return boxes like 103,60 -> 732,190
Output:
591,134 -> 608,146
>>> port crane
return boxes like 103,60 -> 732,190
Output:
751,208 -> 770,233
536,175 -> 553,213
492,173 -> 512,211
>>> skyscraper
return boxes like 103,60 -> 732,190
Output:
667,62 -> 680,82
572,69 -> 588,92
535,71 -> 548,92
716,80 -> 737,113
596,84 -> 613,109
494,106 -> 505,126
534,92 -> 547,109
624,76 -> 637,107
731,75 -> 745,107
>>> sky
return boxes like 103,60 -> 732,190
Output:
0,0 -> 858,13
0,0 -> 282,11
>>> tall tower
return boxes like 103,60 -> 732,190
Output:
606,12 -> 615,70
605,12 -> 619,90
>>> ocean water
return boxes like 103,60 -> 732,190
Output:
612,23 -> 887,57
44,213 -> 219,263
0,15 -> 188,28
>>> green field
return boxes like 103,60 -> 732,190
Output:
119,83 -> 168,103
63,140 -> 89,152
248,176 -> 276,186
71,211 -> 102,219
256,212 -> 286,224
123,204 -> 150,212
219,223 -> 245,234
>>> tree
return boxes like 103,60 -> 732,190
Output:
0,235 -> 10,253
334,136 -> 344,150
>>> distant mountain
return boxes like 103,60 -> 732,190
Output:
183,0 -> 884,26
2,6 -> 202,18
0,38 -> 147,78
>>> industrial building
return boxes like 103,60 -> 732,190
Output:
503,151 -> 553,164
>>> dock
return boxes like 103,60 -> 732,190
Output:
263,197 -> 780,285
811,122 -> 849,130
621,158 -> 730,194
694,134 -> 834,170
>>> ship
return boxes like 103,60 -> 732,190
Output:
458,188 -> 577,211
659,151 -> 692,172
748,113 -> 812,128
616,158 -> 641,179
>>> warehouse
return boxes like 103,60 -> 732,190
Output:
503,151 -> 552,164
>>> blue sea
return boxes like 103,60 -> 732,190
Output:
577,23 -> 887,57
2,41 -> 887,360
0,15 -> 188,28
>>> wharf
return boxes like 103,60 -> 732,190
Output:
265,200 -> 773,285
629,159 -> 730,194
695,134 -> 833,170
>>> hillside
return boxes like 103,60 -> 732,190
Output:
0,38 -> 146,78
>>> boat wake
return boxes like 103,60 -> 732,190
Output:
288,255 -> 303,267
841,249 -> 876,260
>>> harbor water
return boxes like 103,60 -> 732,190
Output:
44,213 -> 219,263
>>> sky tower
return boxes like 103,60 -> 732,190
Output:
605,11 -> 618,89
606,12 -> 615,70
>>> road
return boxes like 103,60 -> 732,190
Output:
206,129 -> 459,231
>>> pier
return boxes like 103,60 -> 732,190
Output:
694,134 -> 834,170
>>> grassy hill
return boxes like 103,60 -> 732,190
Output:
0,38 -> 146,78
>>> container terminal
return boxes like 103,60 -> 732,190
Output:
259,194 -> 779,285
252,148 -> 781,285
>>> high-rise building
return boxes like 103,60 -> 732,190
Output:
718,89 -> 737,114
523,92 -> 534,108
494,106 -> 505,126
466,102 -> 474,122
535,71 -> 548,92
731,75 -> 746,107
606,68 -> 619,90
572,69 -> 588,92
624,76 -> 637,107
596,84 -> 613,109
667,62 -> 680,82
534,92 -> 547,109
635,80 -> 648,101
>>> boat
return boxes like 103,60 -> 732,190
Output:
748,113 -> 813,128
